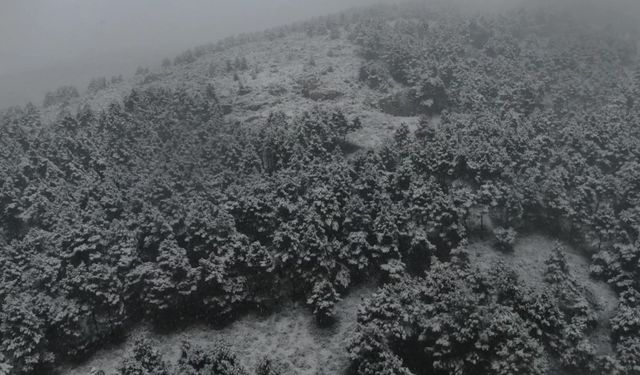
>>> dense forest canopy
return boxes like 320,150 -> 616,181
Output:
2,1 -> 640,374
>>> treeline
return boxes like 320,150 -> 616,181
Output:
156,2 -> 396,74
350,251 -> 613,375
2,2 -> 640,375
42,76 -> 124,109
349,4 -> 634,118
1,83 -> 378,373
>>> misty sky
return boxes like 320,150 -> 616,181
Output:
2,0 -> 639,109
0,0 -> 392,108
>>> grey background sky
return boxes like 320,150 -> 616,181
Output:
0,0 -> 392,108
1,0 -> 638,109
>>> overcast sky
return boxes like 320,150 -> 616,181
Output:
0,0 -> 395,108
1,0 -> 638,109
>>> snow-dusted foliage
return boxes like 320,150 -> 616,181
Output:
2,1 -> 640,374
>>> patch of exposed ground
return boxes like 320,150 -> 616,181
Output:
467,234 -> 618,355
60,285 -> 375,375
43,32 -> 417,149
203,33 -> 418,149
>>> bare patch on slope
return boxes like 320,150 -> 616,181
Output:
60,285 -> 374,375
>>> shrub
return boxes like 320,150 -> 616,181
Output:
0,294 -> 53,374
118,339 -> 170,375
413,74 -> 448,115
494,227 -> 517,252
42,86 -> 79,107
256,357 -> 292,375
177,341 -> 247,375
359,62 -> 390,91
174,49 -> 196,65
306,278 -> 340,324
0,353 -> 12,375
544,244 -> 570,283
87,77 -> 108,94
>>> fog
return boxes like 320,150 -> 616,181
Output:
0,0 -> 395,108
1,0 -> 639,109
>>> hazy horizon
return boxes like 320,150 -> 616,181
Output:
0,0 -> 398,109
2,0 -> 639,110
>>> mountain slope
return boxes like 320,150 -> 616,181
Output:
2,2 -> 640,375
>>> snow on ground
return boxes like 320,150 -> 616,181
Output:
47,28 -> 624,374
41,31 -> 417,149
203,32 -> 418,149
60,285 -> 375,375
50,30 -> 420,375
467,233 -> 618,355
